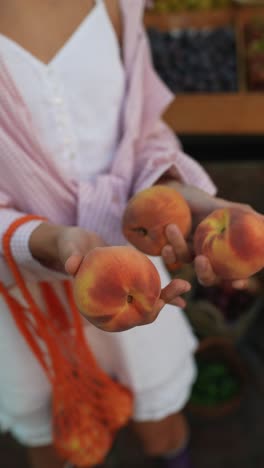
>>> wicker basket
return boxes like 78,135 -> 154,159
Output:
186,336 -> 248,418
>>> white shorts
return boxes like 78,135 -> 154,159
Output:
0,256 -> 197,447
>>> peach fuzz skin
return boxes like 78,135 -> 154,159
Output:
55,427 -> 111,468
194,207 -> 264,280
73,246 -> 161,332
122,185 -> 192,256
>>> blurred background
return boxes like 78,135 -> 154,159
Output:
2,1 -> 264,467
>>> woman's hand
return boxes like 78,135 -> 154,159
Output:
153,278 -> 191,315
160,180 -> 254,289
29,223 -> 106,276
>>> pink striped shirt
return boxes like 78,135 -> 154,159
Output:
0,0 -> 216,286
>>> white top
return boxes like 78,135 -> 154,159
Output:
0,1 -> 197,437
0,0 -> 125,181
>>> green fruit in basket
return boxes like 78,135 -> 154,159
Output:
190,358 -> 240,407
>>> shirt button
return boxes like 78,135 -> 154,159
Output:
56,116 -> 67,126
54,97 -> 63,105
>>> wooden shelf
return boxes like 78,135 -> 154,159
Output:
145,6 -> 264,135
163,93 -> 264,135
145,7 -> 237,30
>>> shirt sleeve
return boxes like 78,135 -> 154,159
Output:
132,119 -> 217,196
0,208 -> 68,285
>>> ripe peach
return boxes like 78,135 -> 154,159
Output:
73,246 -> 161,332
194,207 -> 264,280
54,409 -> 111,467
122,185 -> 192,256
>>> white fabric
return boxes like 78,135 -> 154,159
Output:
0,256 -> 197,446
0,0 -> 125,181
0,0 -> 197,445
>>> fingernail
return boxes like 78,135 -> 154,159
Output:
162,245 -> 171,255
166,224 -> 179,237
233,280 -> 246,290
198,257 -> 208,272
198,278 -> 206,287
168,224 -> 179,232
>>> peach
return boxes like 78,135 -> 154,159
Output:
54,410 -> 111,467
73,246 -> 161,332
194,207 -> 264,280
122,185 -> 192,256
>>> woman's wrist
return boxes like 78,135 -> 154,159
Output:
156,177 -> 186,196
159,178 -> 213,204
29,222 -> 64,269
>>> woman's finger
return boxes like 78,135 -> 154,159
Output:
232,279 -> 249,290
161,244 -> 177,265
194,255 -> 219,286
65,253 -> 83,276
160,278 -> 191,303
165,224 -> 193,263
195,256 -> 250,290
169,297 -> 187,309
152,298 -> 166,317
151,280 -> 190,317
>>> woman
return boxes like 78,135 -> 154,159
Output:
0,1 -> 251,467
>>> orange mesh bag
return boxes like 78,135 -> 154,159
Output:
0,215 -> 133,467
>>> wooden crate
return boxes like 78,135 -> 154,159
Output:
144,6 -> 264,134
